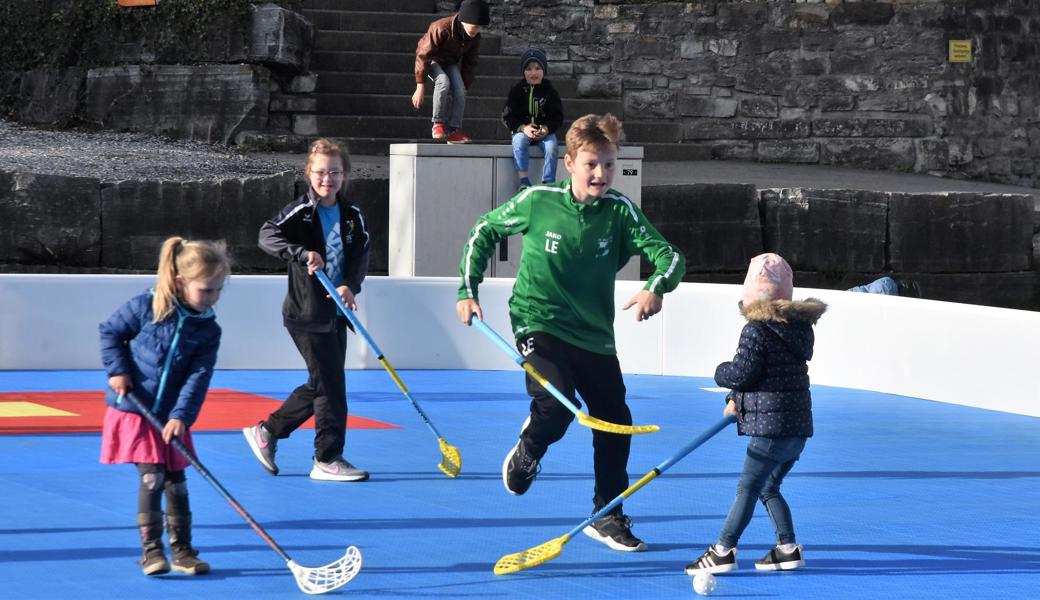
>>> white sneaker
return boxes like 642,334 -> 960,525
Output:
309,456 -> 369,482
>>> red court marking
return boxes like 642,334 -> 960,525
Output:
0,389 -> 399,435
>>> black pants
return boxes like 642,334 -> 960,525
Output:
517,332 -> 632,512
265,325 -> 348,463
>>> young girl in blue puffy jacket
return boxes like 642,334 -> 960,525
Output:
99,236 -> 230,577
685,253 -> 826,577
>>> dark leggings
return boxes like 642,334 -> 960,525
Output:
136,463 -> 189,516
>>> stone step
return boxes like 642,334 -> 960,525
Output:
238,131 -> 715,162
314,92 -> 624,118
303,9 -> 445,33
315,114 -> 531,140
302,0 -> 435,12
312,50 -> 521,77
314,71 -> 578,97
315,30 -> 502,54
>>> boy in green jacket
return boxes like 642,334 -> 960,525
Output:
456,113 -> 686,552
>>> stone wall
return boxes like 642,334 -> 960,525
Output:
642,184 -> 1039,310
0,3 -> 314,144
490,0 -> 1040,188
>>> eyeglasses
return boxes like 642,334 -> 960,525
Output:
310,170 -> 345,180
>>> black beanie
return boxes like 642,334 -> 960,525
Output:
520,48 -> 548,75
458,0 -> 490,26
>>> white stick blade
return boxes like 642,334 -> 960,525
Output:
288,546 -> 363,594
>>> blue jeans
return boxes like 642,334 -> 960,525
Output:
511,131 -> 559,183
848,276 -> 898,295
428,62 -> 465,130
717,436 -> 806,548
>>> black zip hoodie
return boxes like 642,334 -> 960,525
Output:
259,189 -> 370,332
501,78 -> 564,135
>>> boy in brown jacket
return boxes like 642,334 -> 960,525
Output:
411,0 -> 490,144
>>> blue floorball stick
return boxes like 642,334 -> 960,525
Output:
314,270 -> 461,477
119,392 -> 362,594
470,315 -> 660,435
494,415 -> 738,574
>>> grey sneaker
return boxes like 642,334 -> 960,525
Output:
310,456 -> 369,482
243,423 -> 278,475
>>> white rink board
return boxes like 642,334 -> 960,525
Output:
1,274 -> 1037,417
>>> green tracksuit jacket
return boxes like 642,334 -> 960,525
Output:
458,180 -> 686,355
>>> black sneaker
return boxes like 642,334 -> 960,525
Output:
582,511 -> 647,552
685,545 -> 737,575
755,545 -> 804,571
897,279 -> 922,298
502,417 -> 540,495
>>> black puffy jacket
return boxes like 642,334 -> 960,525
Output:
715,298 -> 827,438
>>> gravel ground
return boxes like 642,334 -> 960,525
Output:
0,119 -> 299,182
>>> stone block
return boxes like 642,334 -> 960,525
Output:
757,141 -> 820,164
250,4 -> 315,70
831,3 -> 895,26
99,172 -> 294,271
642,184 -> 762,272
347,178 -> 389,275
289,73 -> 318,93
269,93 -> 317,113
16,69 -> 84,125
84,65 -> 271,145
760,188 -> 888,273
577,75 -> 622,98
820,96 -> 856,111
915,139 -> 949,171
739,97 -> 778,118
679,97 -> 738,118
0,170 -> 101,267
813,118 -> 932,138
712,142 -> 755,161
821,139 -> 917,171
684,119 -> 810,140
889,193 -> 1034,272
624,90 -> 678,119
293,114 -> 318,136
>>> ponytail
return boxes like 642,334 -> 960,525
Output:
152,236 -> 231,323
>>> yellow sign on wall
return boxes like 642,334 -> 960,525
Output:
949,40 -> 972,63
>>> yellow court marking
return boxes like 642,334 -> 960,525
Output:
0,402 -> 78,418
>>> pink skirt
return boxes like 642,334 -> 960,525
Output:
100,406 -> 196,471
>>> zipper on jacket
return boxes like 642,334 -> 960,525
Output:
528,85 -> 538,125
153,312 -> 186,414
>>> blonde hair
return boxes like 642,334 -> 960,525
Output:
153,237 -> 231,322
304,138 -> 350,175
565,113 -> 624,159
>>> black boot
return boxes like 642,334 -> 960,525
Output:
168,513 -> 210,575
137,512 -> 170,576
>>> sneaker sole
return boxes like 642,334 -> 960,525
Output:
171,563 -> 211,575
242,427 -> 278,476
755,558 -> 804,571
502,416 -> 533,496
309,466 -> 369,482
142,561 -> 170,576
580,525 -> 648,552
685,562 -> 737,576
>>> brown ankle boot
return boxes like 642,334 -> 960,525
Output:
167,513 -> 210,575
137,512 -> 170,576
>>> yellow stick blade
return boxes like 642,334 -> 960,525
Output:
494,535 -> 569,575
577,413 -> 660,435
437,438 -> 462,478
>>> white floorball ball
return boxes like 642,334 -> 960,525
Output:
692,571 -> 717,595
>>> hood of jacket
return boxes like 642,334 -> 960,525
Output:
740,298 -> 826,361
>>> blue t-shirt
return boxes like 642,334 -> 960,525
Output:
316,202 -> 344,286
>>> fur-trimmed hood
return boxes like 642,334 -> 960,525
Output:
740,298 -> 827,324
739,298 -> 826,362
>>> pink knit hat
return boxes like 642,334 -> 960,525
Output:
742,253 -> 793,305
